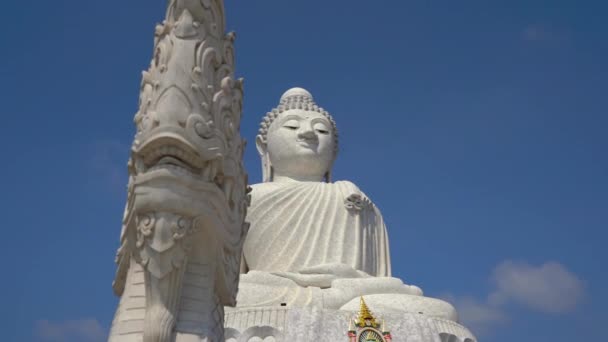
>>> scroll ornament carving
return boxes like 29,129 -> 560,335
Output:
344,193 -> 372,212
110,1 -> 248,341
135,212 -> 199,279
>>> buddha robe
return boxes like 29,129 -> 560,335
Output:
234,181 -> 457,320
242,180 -> 391,277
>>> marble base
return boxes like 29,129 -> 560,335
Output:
225,306 -> 477,342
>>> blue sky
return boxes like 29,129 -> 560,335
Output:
1,0 -> 606,341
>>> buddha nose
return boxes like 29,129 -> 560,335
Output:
297,123 -> 317,140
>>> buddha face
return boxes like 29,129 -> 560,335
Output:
258,109 -> 336,181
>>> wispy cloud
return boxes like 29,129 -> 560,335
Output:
441,294 -> 507,336
85,139 -> 130,195
490,260 -> 584,313
444,260 -> 584,337
522,24 -> 571,43
35,319 -> 105,342
522,25 -> 550,42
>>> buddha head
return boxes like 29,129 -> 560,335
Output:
256,88 -> 339,183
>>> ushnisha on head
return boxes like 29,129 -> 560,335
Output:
256,88 -> 339,183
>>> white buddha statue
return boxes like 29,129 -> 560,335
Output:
234,88 -> 457,321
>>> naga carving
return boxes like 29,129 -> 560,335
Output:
109,1 -> 248,341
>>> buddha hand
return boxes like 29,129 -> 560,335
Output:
272,263 -> 370,288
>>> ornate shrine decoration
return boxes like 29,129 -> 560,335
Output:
347,297 -> 393,342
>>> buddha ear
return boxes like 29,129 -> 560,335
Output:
255,135 -> 267,156
257,135 -> 273,182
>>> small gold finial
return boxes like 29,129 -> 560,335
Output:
355,296 -> 378,328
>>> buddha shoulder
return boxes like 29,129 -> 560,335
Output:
249,180 -> 375,209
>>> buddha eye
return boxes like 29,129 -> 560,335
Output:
313,122 -> 330,135
283,119 -> 300,130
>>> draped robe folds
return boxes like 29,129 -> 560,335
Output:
242,180 -> 391,277
234,180 -> 459,320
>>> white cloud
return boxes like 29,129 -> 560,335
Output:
35,319 -> 105,342
491,260 -> 584,314
442,260 -> 583,337
442,294 -> 507,337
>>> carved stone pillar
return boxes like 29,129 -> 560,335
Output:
109,1 -> 248,341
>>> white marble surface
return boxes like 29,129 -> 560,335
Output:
340,294 -> 458,321
225,306 -> 476,342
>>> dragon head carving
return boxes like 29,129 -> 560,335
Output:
114,0 -> 249,307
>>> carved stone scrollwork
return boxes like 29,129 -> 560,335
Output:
110,1 -> 247,341
344,193 -> 371,212
225,326 -> 283,342
135,212 -> 197,279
